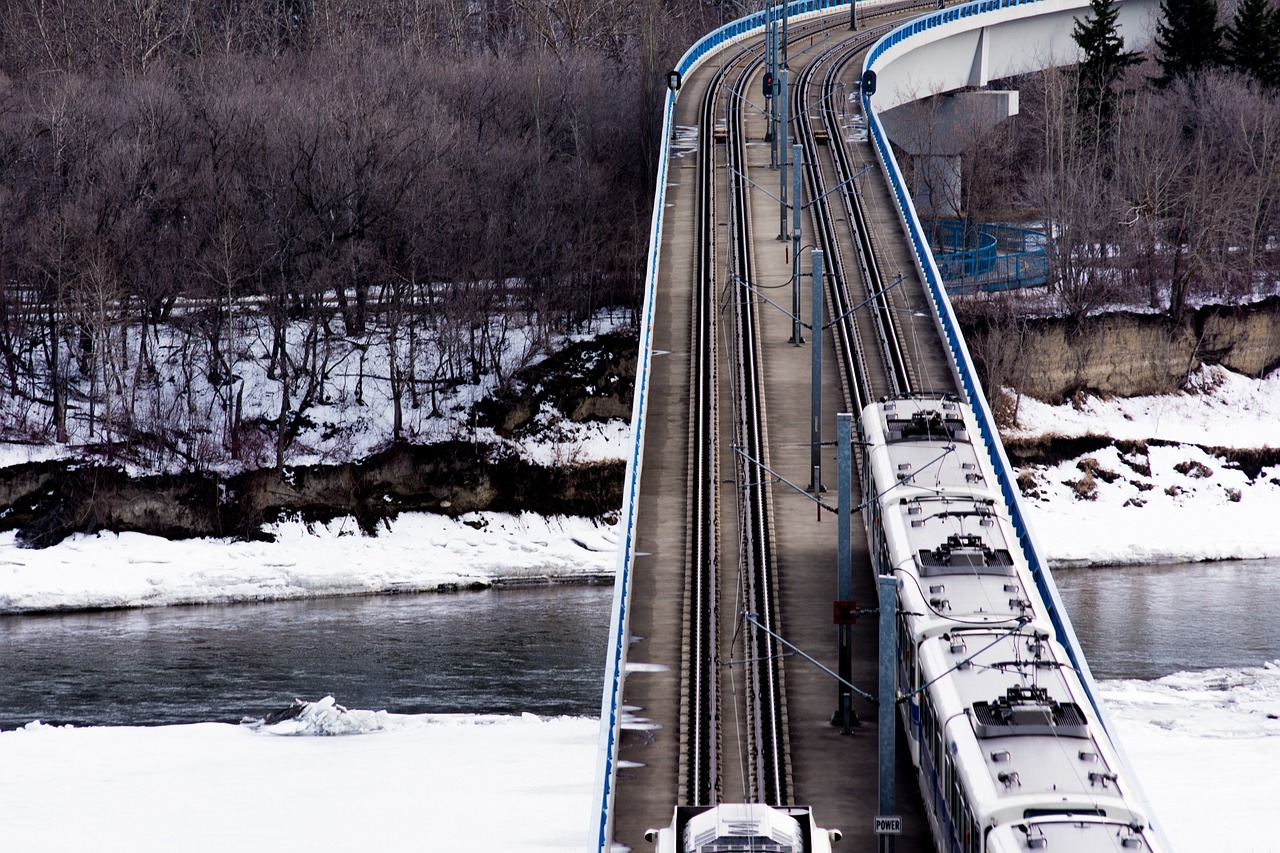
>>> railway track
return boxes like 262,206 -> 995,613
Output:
677,0 -> 955,814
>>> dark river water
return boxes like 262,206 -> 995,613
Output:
3,559 -> 1276,728
0,584 -> 613,728
1054,558 -> 1280,680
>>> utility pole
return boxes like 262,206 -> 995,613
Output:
878,573 -> 899,852
779,67 -> 790,240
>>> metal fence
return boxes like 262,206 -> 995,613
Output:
926,218 -> 1048,293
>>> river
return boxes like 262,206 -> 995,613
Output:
0,584 -> 612,728
1054,558 -> 1280,679
2,559 -> 1276,729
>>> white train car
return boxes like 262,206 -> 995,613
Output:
645,804 -> 841,853
860,395 -> 1164,853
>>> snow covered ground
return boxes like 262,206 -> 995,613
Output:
4,365 -> 1280,851
0,704 -> 598,853
1008,364 -> 1280,566
0,512 -> 619,613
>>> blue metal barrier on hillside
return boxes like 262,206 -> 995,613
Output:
927,219 -> 1048,293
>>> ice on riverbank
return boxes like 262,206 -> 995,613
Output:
1102,662 -> 1280,851
0,511 -> 617,614
1,676 -> 1275,852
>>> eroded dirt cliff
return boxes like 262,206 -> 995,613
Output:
960,296 -> 1280,402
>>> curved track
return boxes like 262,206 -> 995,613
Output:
677,0 -> 955,813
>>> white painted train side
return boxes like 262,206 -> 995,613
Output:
860,395 -> 1164,853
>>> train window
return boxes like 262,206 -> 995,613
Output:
898,619 -> 914,680
939,753 -> 950,816
949,769 -> 963,837
959,801 -> 976,853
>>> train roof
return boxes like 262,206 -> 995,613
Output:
862,399 -> 999,502
648,804 -> 837,853
916,631 -> 1143,827
985,816 -> 1156,852
862,398 -> 1059,637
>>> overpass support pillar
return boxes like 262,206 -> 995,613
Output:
878,90 -> 1019,218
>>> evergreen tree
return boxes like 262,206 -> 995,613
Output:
1155,0 -> 1225,86
1072,0 -> 1141,132
1225,0 -> 1280,90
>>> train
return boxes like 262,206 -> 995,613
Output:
860,394 -> 1164,853
645,804 -> 842,853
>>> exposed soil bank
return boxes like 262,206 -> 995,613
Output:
0,446 -> 624,549
959,296 -> 1280,402
1000,434 -> 1280,482
7,301 -> 1275,550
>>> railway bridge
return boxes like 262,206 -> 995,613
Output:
591,0 -> 1164,850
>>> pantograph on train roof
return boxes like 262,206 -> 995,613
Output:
917,532 -> 1015,577
880,396 -> 969,444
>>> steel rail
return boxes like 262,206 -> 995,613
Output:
682,45 -> 733,809
724,52 -> 791,808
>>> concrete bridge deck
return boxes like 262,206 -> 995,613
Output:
609,14 -> 934,852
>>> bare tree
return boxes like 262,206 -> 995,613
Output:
1020,68 -> 1126,318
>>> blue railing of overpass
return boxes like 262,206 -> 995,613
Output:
862,0 -> 1097,703
593,1 -> 1161,849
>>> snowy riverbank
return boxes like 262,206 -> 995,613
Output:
4,366 -> 1280,850
6,364 -> 1280,616
1008,364 -> 1280,566
0,511 -> 618,613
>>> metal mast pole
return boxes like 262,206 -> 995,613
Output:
836,413 -> 854,733
810,249 -> 823,491
768,17 -> 778,168
790,143 -> 802,344
878,574 -> 898,852
779,67 -> 789,240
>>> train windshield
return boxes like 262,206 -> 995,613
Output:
681,805 -> 805,853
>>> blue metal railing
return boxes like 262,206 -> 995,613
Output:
863,0 -> 1091,700
927,219 -> 1048,292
